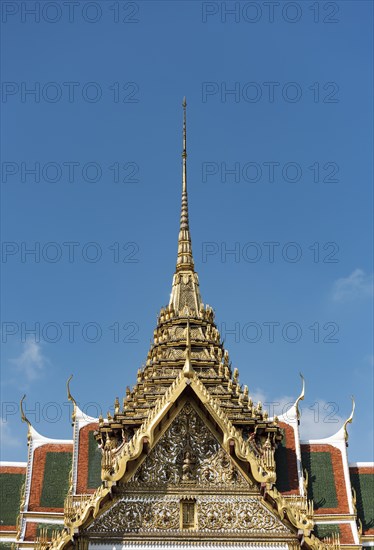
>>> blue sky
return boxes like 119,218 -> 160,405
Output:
1,0 -> 373,462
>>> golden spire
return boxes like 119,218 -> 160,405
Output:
169,99 -> 202,314
182,96 -> 187,196
176,97 -> 194,272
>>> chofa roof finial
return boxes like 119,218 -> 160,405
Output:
343,396 -> 355,445
20,394 -> 32,442
295,372 -> 305,423
66,374 -> 77,424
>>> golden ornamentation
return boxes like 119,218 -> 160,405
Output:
86,498 -> 179,533
198,496 -> 289,533
343,396 -> 355,443
295,373 -> 305,422
20,394 -> 32,443
85,495 -> 290,535
132,404 -> 247,487
46,102 -> 341,550
66,374 -> 77,424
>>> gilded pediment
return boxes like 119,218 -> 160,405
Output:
128,402 -> 250,488
85,495 -> 292,536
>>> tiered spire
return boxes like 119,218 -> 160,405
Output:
96,100 -> 281,456
170,98 -> 202,314
176,97 -> 194,272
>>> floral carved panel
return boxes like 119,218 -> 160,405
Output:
131,402 -> 248,487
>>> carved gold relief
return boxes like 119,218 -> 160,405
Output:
131,403 -> 248,487
86,498 -> 179,533
86,496 -> 290,535
198,496 -> 289,532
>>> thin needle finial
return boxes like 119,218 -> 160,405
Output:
176,97 -> 194,272
182,97 -> 187,193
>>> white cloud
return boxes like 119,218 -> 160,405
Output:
0,420 -> 22,448
332,269 -> 373,302
250,388 -> 345,440
251,388 -> 296,420
10,340 -> 48,381
299,400 -> 344,440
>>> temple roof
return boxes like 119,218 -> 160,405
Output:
349,463 -> 374,537
1,101 -> 367,550
0,463 -> 26,530
96,100 -> 281,449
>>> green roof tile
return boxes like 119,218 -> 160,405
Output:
276,429 -> 291,492
302,450 -> 338,509
36,523 -> 65,538
0,472 -> 25,526
87,431 -> 101,489
314,524 -> 340,539
350,472 -> 374,532
40,452 -> 72,508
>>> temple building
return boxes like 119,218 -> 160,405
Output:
1,100 -> 373,550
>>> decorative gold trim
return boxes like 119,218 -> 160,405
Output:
313,514 -> 357,521
360,533 -> 374,541
183,319 -> 193,378
49,372 -> 333,550
180,497 -> 197,530
46,103 -> 341,550
21,512 -> 64,521
66,375 -> 77,424
343,397 -> 355,444
0,531 -> 18,538
296,373 -> 305,422
20,394 -> 32,443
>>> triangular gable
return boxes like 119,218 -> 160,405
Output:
101,371 -> 277,488
128,400 -> 253,488
84,403 -> 296,537
52,373 -> 337,550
